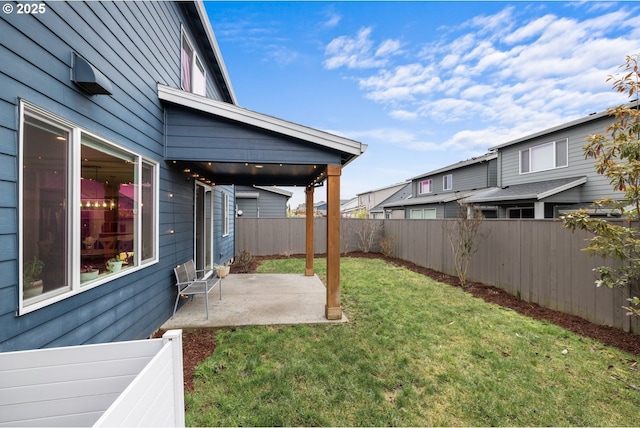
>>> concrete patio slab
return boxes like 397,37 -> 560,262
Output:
160,273 -> 348,329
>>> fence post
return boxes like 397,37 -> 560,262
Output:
163,329 -> 185,427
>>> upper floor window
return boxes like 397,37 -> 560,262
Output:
443,174 -> 453,191
20,103 -> 158,314
520,139 -> 568,174
181,30 -> 206,96
419,179 -> 431,194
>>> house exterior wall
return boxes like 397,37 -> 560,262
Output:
403,157 -> 497,219
357,184 -> 406,216
236,185 -> 289,218
214,186 -> 235,264
411,158 -> 497,198
0,2 -> 227,351
497,114 -> 619,202
164,106 -> 342,165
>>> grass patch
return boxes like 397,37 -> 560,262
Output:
185,257 -> 640,426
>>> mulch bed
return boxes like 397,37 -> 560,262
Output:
158,252 -> 639,392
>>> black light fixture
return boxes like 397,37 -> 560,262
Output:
71,52 -> 113,95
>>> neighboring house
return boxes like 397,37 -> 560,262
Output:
235,185 -> 292,218
340,197 -> 360,217
467,108 -> 624,218
357,182 -> 407,218
370,182 -> 412,219
383,153 -> 498,219
1,1 -> 365,351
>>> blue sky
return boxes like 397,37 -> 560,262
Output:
204,1 -> 640,208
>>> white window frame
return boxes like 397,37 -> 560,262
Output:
409,208 -> 437,219
519,139 -> 568,174
443,174 -> 453,191
222,191 -> 230,237
419,179 -> 431,194
19,102 -> 159,315
181,29 -> 206,96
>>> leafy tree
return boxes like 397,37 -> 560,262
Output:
561,54 -> 640,317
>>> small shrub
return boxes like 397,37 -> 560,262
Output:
234,249 -> 254,273
379,235 -> 396,257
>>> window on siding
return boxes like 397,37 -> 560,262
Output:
507,207 -> 535,218
419,179 -> 431,194
410,208 -> 436,219
181,31 -> 206,96
223,191 -> 230,237
520,139 -> 568,174
20,104 -> 158,314
443,174 -> 453,191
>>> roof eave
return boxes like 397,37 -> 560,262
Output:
158,84 -> 367,161
408,153 -> 498,181
489,103 -> 637,151
537,176 -> 588,199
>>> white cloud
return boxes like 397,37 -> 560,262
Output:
322,11 -> 341,28
375,39 -> 403,57
389,110 -> 418,120
329,3 -> 640,139
323,27 -> 405,70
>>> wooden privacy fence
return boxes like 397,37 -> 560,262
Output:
0,330 -> 185,427
236,218 -> 639,334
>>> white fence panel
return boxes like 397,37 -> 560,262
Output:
0,330 -> 184,427
94,331 -> 184,427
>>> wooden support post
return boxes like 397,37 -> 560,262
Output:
325,165 -> 342,320
305,186 -> 314,276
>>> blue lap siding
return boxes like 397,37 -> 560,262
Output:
0,2 -> 232,351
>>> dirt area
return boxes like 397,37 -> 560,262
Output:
158,252 -> 640,392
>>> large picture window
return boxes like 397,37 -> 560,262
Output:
20,104 -> 158,313
520,139 -> 568,174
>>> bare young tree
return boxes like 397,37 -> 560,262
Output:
356,220 -> 384,253
444,203 -> 489,288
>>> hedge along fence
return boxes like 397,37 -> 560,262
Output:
236,218 -> 640,334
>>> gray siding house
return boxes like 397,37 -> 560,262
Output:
236,185 -> 292,218
383,153 -> 498,219
467,108 -> 623,218
370,182 -> 411,219
1,1 -> 365,352
357,182 -> 407,218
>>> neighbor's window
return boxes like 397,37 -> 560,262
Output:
181,30 -> 206,96
410,208 -> 437,219
20,104 -> 158,313
520,139 -> 568,174
443,174 -> 453,191
419,179 -> 431,194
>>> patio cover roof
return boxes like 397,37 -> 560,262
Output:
465,176 -> 587,204
158,84 -> 367,187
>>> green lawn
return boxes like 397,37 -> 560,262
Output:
185,257 -> 640,426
